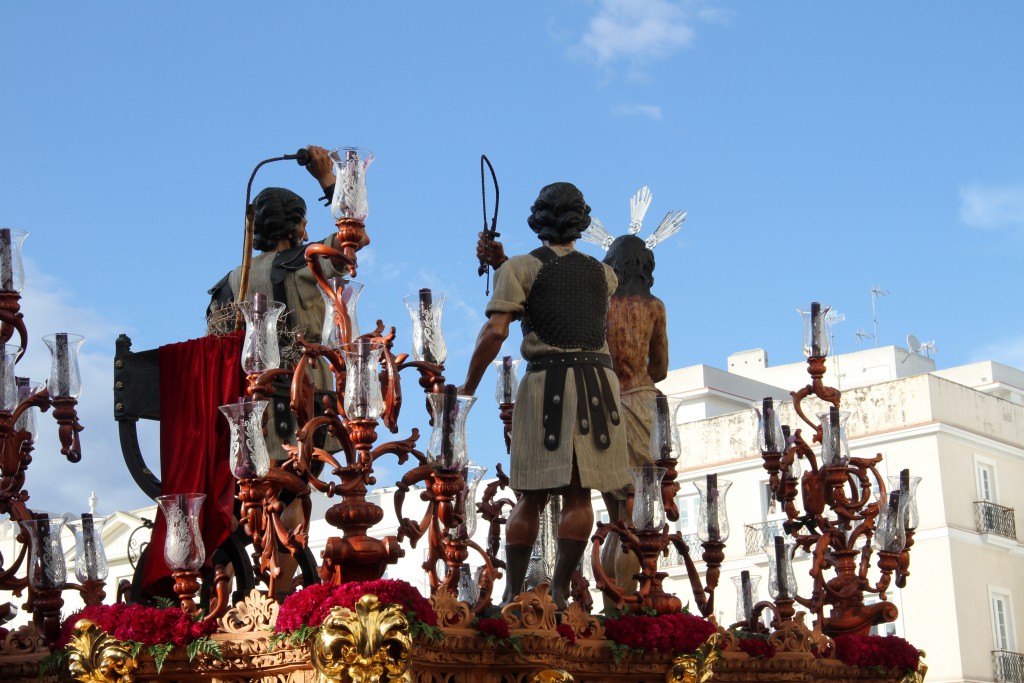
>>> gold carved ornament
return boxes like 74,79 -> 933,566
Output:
899,650 -> 929,683
66,619 -> 137,683
311,594 -> 413,683
532,671 -> 574,682
666,632 -> 720,683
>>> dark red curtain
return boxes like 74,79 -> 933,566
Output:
141,332 -> 244,597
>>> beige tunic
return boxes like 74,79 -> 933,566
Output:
485,247 -> 629,493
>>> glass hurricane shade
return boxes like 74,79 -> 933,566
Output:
887,471 -> 922,530
0,345 -> 20,412
695,475 -> 732,542
0,228 -> 28,293
22,515 -> 68,590
648,394 -> 684,461
239,295 -> 286,374
14,377 -> 40,438
817,408 -> 851,467
341,340 -> 385,420
492,356 -> 521,405
320,278 -> 363,349
42,333 -> 85,399
629,464 -> 668,530
450,464 -> 487,540
426,388 -> 476,471
752,397 -> 786,454
456,564 -> 480,605
732,572 -> 761,623
404,289 -> 447,366
156,493 -> 206,572
800,302 -> 831,358
873,491 -> 909,553
329,147 -> 374,221
68,514 -> 109,582
763,536 -> 798,600
219,399 -> 271,479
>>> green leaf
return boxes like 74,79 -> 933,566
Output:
509,636 -> 524,656
128,641 -> 143,659
38,648 -> 70,677
186,636 -> 224,662
289,624 -> 319,647
152,596 -> 177,609
268,631 -> 289,652
147,643 -> 175,673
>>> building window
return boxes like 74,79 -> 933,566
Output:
978,460 -> 997,503
676,494 -> 700,536
992,589 -> 1016,652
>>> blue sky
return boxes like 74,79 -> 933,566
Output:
2,1 -> 1023,514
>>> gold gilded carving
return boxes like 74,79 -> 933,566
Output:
501,584 -> 558,631
532,670 -> 574,682
66,619 -> 137,683
311,594 -> 413,683
430,588 -> 473,630
899,651 -> 928,683
220,588 -> 281,633
665,632 -> 720,683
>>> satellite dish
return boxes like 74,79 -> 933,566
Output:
906,334 -> 922,354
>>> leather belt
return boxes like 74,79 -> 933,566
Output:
526,352 -> 619,452
526,352 -> 612,372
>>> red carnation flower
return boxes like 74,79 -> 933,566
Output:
556,623 -> 577,644
476,617 -> 511,640
834,634 -> 920,670
737,636 -> 775,659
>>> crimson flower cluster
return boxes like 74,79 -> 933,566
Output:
736,636 -> 775,659
556,623 -> 576,644
58,603 -> 216,649
475,618 -> 510,640
603,613 -> 716,654
834,634 -> 920,670
275,579 -> 437,633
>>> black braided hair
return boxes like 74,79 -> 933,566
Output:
527,182 -> 592,244
251,187 -> 307,252
604,234 -> 655,296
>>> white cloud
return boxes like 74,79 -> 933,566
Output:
574,0 -> 698,66
959,181 -> 1024,230
611,103 -> 663,120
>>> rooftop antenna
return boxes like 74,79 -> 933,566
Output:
854,329 -> 874,351
906,334 -> 938,359
870,285 -> 888,348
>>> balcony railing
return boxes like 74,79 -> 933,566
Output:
744,520 -> 788,555
976,501 -> 1017,540
994,650 -> 1024,683
663,532 -> 702,567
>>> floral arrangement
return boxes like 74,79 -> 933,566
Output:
834,634 -> 920,671
474,617 -> 523,654
49,601 -> 221,673
603,612 -> 717,662
734,633 -> 775,659
272,579 -> 442,648
556,623 -> 577,644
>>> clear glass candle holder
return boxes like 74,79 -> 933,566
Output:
817,408 -> 851,467
0,228 -> 28,293
330,147 -> 374,221
320,277 -> 363,349
68,513 -> 109,582
157,493 -> 206,572
695,475 -> 732,542
219,399 -> 271,479
239,295 -> 286,374
22,514 -> 68,590
492,356 -> 521,405
426,388 -> 476,471
752,397 -> 786,454
42,333 -> 85,399
630,464 -> 668,530
341,340 -> 385,420
763,536 -> 798,601
404,289 -> 447,366
648,394 -> 684,462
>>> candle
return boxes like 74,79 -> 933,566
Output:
810,302 -> 822,356
900,468 -> 910,495
54,333 -> 70,397
0,229 -> 11,291
419,289 -> 436,364
440,384 -> 458,469
500,359 -> 512,402
762,397 -> 777,452
81,513 -> 99,581
828,406 -> 840,464
740,570 -> 753,620
355,340 -> 371,417
706,473 -> 720,541
774,536 -> 788,599
656,395 -> 671,458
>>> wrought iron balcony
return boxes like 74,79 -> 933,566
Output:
744,520 -> 788,555
663,532 -> 703,566
994,650 -> 1024,683
975,501 -> 1017,540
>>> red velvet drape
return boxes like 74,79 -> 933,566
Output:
141,332 -> 244,597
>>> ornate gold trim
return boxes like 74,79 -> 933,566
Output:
666,632 -> 720,683
311,594 -> 413,683
67,619 -> 137,683
899,650 -> 928,683
532,670 -> 574,682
